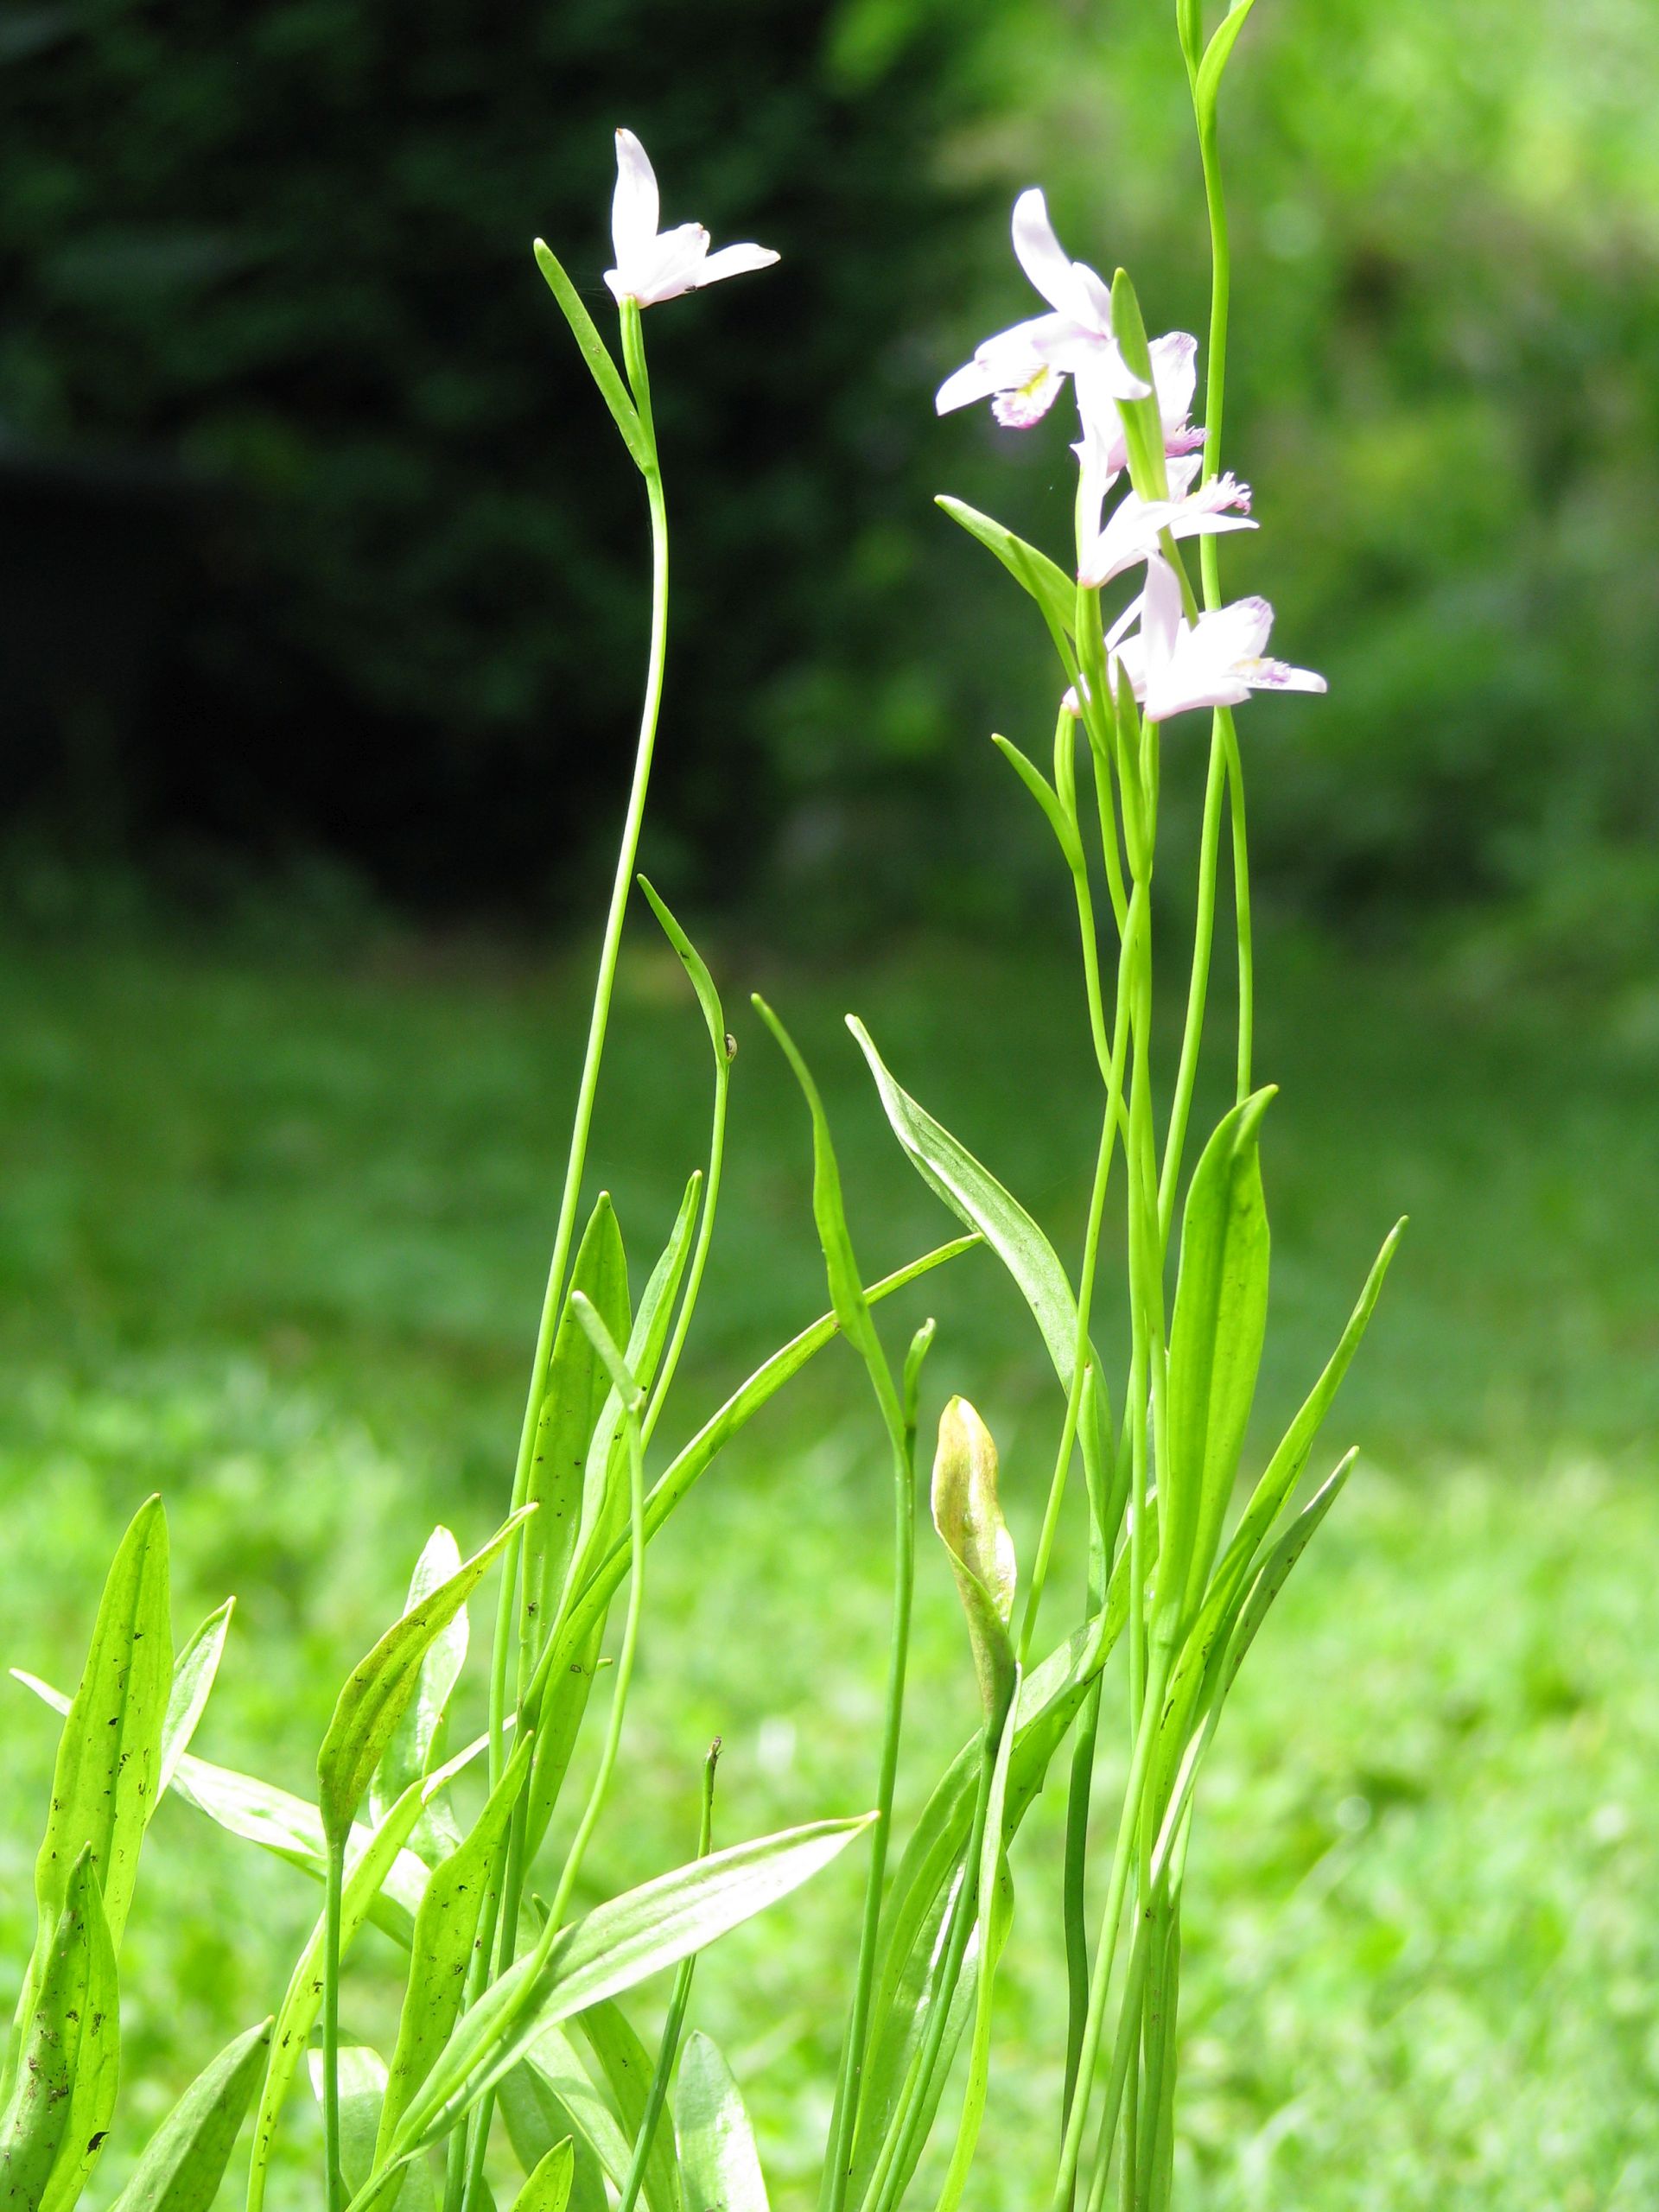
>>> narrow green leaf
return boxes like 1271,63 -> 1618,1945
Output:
1,1850 -> 118,2212
109,2017 -> 272,2212
1149,1219 -> 1405,1797
848,1019 -> 1079,1390
527,1198 -> 631,1654
1195,0 -> 1260,124
372,1529 -> 469,1861
173,1746 -> 427,1948
1106,272 -> 1171,503
512,2139 -> 575,2212
246,1740 -> 486,2212
753,999 -> 901,1438
638,880 -> 728,1065
8,1671 -> 426,1948
378,1734 -> 535,2160
532,240 -> 650,472
574,2001 -> 682,2212
1221,1449 -> 1358,1703
1224,1218 -> 1405,1591
1154,1089 -> 1274,1644
390,1816 -> 874,2159
990,737 -> 1083,870
934,498 -> 1077,640
1154,1452 -> 1360,1887
318,1507 -> 532,1844
676,2034 -> 768,2212
161,1599 -> 234,1800
30,1495 -> 171,1956
501,2034 -> 628,2212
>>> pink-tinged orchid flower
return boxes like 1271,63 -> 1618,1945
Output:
1122,556 -> 1326,722
935,189 -> 1151,428
1077,472 -> 1255,589
604,129 -> 779,308
1073,333 -> 1208,540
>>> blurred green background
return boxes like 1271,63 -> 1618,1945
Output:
3,1 -> 1659,2208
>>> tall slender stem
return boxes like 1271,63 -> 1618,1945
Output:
822,1399 -> 918,2212
321,1839 -> 346,2212
486,300 -> 669,1791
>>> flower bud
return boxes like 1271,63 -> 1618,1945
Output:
931,1396 -> 1017,1724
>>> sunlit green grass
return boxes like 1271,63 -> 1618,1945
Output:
2,923 -> 1656,2208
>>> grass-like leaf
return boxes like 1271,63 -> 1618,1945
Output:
109,2016 -> 272,2212
1,1847 -> 119,2212
934,498 -> 1078,641
848,1019 -> 1080,1392
575,2001 -> 682,2212
8,1670 -> 429,1950
161,1599 -> 234,1800
512,2139 -> 575,2212
1154,1089 -> 1274,1644
531,241 -> 650,473
318,1507 -> 531,1846
676,2033 -> 769,2212
372,1529 -> 470,1863
378,1733 -> 536,2161
246,1738 -> 487,2212
382,1816 -> 874,2169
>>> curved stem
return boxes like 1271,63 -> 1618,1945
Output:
486,300 -> 668,1792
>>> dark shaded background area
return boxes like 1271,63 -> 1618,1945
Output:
3,0 -> 1657,954
0,0 -> 999,921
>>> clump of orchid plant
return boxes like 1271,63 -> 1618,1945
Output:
2,12 -> 1403,2212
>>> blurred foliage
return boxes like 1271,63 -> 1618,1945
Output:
3,931 -> 1659,2207
0,0 -> 995,915
2,0 -> 1658,950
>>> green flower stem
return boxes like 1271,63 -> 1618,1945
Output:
1220,710 -> 1253,1100
459,1405 -> 649,2212
321,1837 -> 346,2212
1157,734 -> 1227,1243
486,297 -> 667,1793
643,1058 -> 729,1445
821,1392 -> 918,2212
1081,1906 -> 1155,2212
615,1743 -> 721,2212
1048,1645 -> 1173,2212
866,1735 -> 1001,2212
1018,820 -> 1135,1668
1192,31 -> 1255,1103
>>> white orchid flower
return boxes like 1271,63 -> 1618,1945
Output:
1116,556 -> 1325,723
604,129 -> 779,308
1072,333 -> 1209,540
1077,472 -> 1255,589
935,189 -> 1151,428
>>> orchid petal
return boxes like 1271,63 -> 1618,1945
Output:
1194,594 -> 1274,664
1237,658 -> 1327,694
612,130 -> 660,268
635,222 -> 711,306
696,241 -> 781,287
1147,332 -> 1198,435
1011,189 -> 1089,320
1141,555 -> 1185,669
